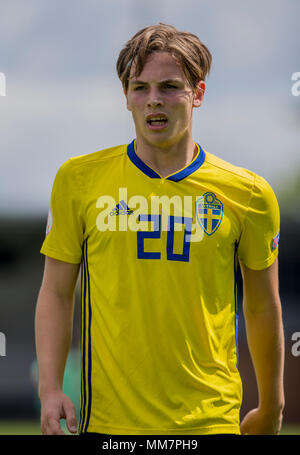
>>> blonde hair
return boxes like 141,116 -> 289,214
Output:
116,23 -> 212,91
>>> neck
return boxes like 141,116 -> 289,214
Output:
135,134 -> 197,178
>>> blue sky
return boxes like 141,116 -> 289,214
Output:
0,0 -> 299,216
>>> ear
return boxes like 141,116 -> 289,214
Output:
124,87 -> 132,111
192,81 -> 205,108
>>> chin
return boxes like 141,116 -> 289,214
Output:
146,136 -> 174,149
142,130 -> 176,147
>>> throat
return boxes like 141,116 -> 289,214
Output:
136,141 -> 198,178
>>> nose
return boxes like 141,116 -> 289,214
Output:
147,87 -> 163,108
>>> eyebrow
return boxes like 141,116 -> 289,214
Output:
129,79 -> 182,85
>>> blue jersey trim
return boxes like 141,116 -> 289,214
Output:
85,239 -> 92,432
167,145 -> 205,182
127,139 -> 205,181
79,239 -> 92,434
127,140 -> 161,179
234,242 -> 239,369
79,243 -> 87,433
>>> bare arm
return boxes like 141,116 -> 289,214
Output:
239,258 -> 285,435
35,256 -> 80,435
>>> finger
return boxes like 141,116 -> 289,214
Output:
46,418 -> 65,435
67,421 -> 78,434
239,420 -> 248,435
63,401 -> 78,433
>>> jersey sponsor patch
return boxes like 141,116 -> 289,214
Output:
272,229 -> 280,250
195,192 -> 223,235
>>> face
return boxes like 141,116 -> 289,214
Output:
125,52 -> 205,149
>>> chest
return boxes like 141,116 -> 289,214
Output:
83,176 -> 241,265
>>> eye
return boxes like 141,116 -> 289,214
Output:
165,84 -> 177,89
133,85 -> 145,91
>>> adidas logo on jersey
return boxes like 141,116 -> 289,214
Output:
110,200 -> 134,216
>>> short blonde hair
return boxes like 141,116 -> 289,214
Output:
116,23 -> 212,91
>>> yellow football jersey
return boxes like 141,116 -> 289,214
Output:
40,139 -> 280,435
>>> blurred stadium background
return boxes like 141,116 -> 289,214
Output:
0,0 -> 299,435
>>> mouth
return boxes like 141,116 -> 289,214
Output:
146,113 -> 168,130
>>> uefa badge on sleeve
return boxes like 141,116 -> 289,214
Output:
272,229 -> 280,250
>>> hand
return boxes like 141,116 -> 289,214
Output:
240,407 -> 283,435
40,390 -> 78,435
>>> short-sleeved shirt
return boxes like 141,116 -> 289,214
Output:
40,139 -> 280,435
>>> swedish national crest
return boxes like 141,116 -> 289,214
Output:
196,192 -> 223,235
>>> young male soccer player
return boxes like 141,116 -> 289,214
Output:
35,24 -> 285,435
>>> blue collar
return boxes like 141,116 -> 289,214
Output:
127,139 -> 205,182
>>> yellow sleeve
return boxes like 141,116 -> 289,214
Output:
238,174 -> 280,270
40,159 -> 85,264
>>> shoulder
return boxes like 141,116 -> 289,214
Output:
203,150 -> 276,199
204,150 -> 256,184
59,143 -> 128,174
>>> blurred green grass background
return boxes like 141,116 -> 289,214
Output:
0,421 -> 299,435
